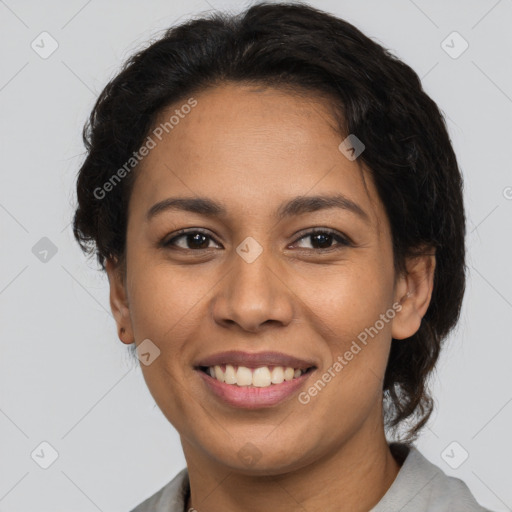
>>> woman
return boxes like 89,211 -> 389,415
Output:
72,2 -> 492,511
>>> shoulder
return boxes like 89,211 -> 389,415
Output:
371,443 -> 494,512
128,447 -> 495,512
129,467 -> 189,512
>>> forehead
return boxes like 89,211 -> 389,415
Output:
128,82 -> 383,230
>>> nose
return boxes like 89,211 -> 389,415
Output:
211,247 -> 295,333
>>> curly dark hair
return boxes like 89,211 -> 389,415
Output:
72,1 -> 466,444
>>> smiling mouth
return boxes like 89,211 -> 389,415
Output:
197,364 -> 316,388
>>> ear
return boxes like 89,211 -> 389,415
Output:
105,257 -> 134,345
392,248 -> 436,340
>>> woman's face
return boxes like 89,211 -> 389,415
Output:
107,82 -> 430,474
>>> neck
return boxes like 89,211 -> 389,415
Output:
182,426 -> 402,512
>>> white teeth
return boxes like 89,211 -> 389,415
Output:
205,365 -> 308,387
284,367 -> 295,381
252,367 -> 271,387
270,366 -> 284,384
236,366 -> 253,386
224,364 -> 237,384
214,365 -> 225,382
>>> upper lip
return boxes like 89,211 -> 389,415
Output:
194,351 -> 317,370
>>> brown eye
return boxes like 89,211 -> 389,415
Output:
293,229 -> 351,250
163,230 -> 221,250
161,228 -> 351,252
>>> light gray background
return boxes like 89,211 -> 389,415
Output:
0,0 -> 511,510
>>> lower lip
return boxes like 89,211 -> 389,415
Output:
196,368 -> 315,409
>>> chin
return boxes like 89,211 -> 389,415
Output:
204,439 -> 315,476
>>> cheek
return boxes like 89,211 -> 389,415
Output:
306,261 -> 394,345
302,261 -> 395,409
129,268 -> 201,422
127,261 -> 207,343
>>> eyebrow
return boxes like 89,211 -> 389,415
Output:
146,193 -> 370,224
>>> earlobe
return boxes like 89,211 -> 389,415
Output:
105,257 -> 134,345
391,250 -> 436,341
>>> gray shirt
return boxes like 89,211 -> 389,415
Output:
130,442 -> 493,512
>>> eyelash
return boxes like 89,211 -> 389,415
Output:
161,228 -> 352,252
